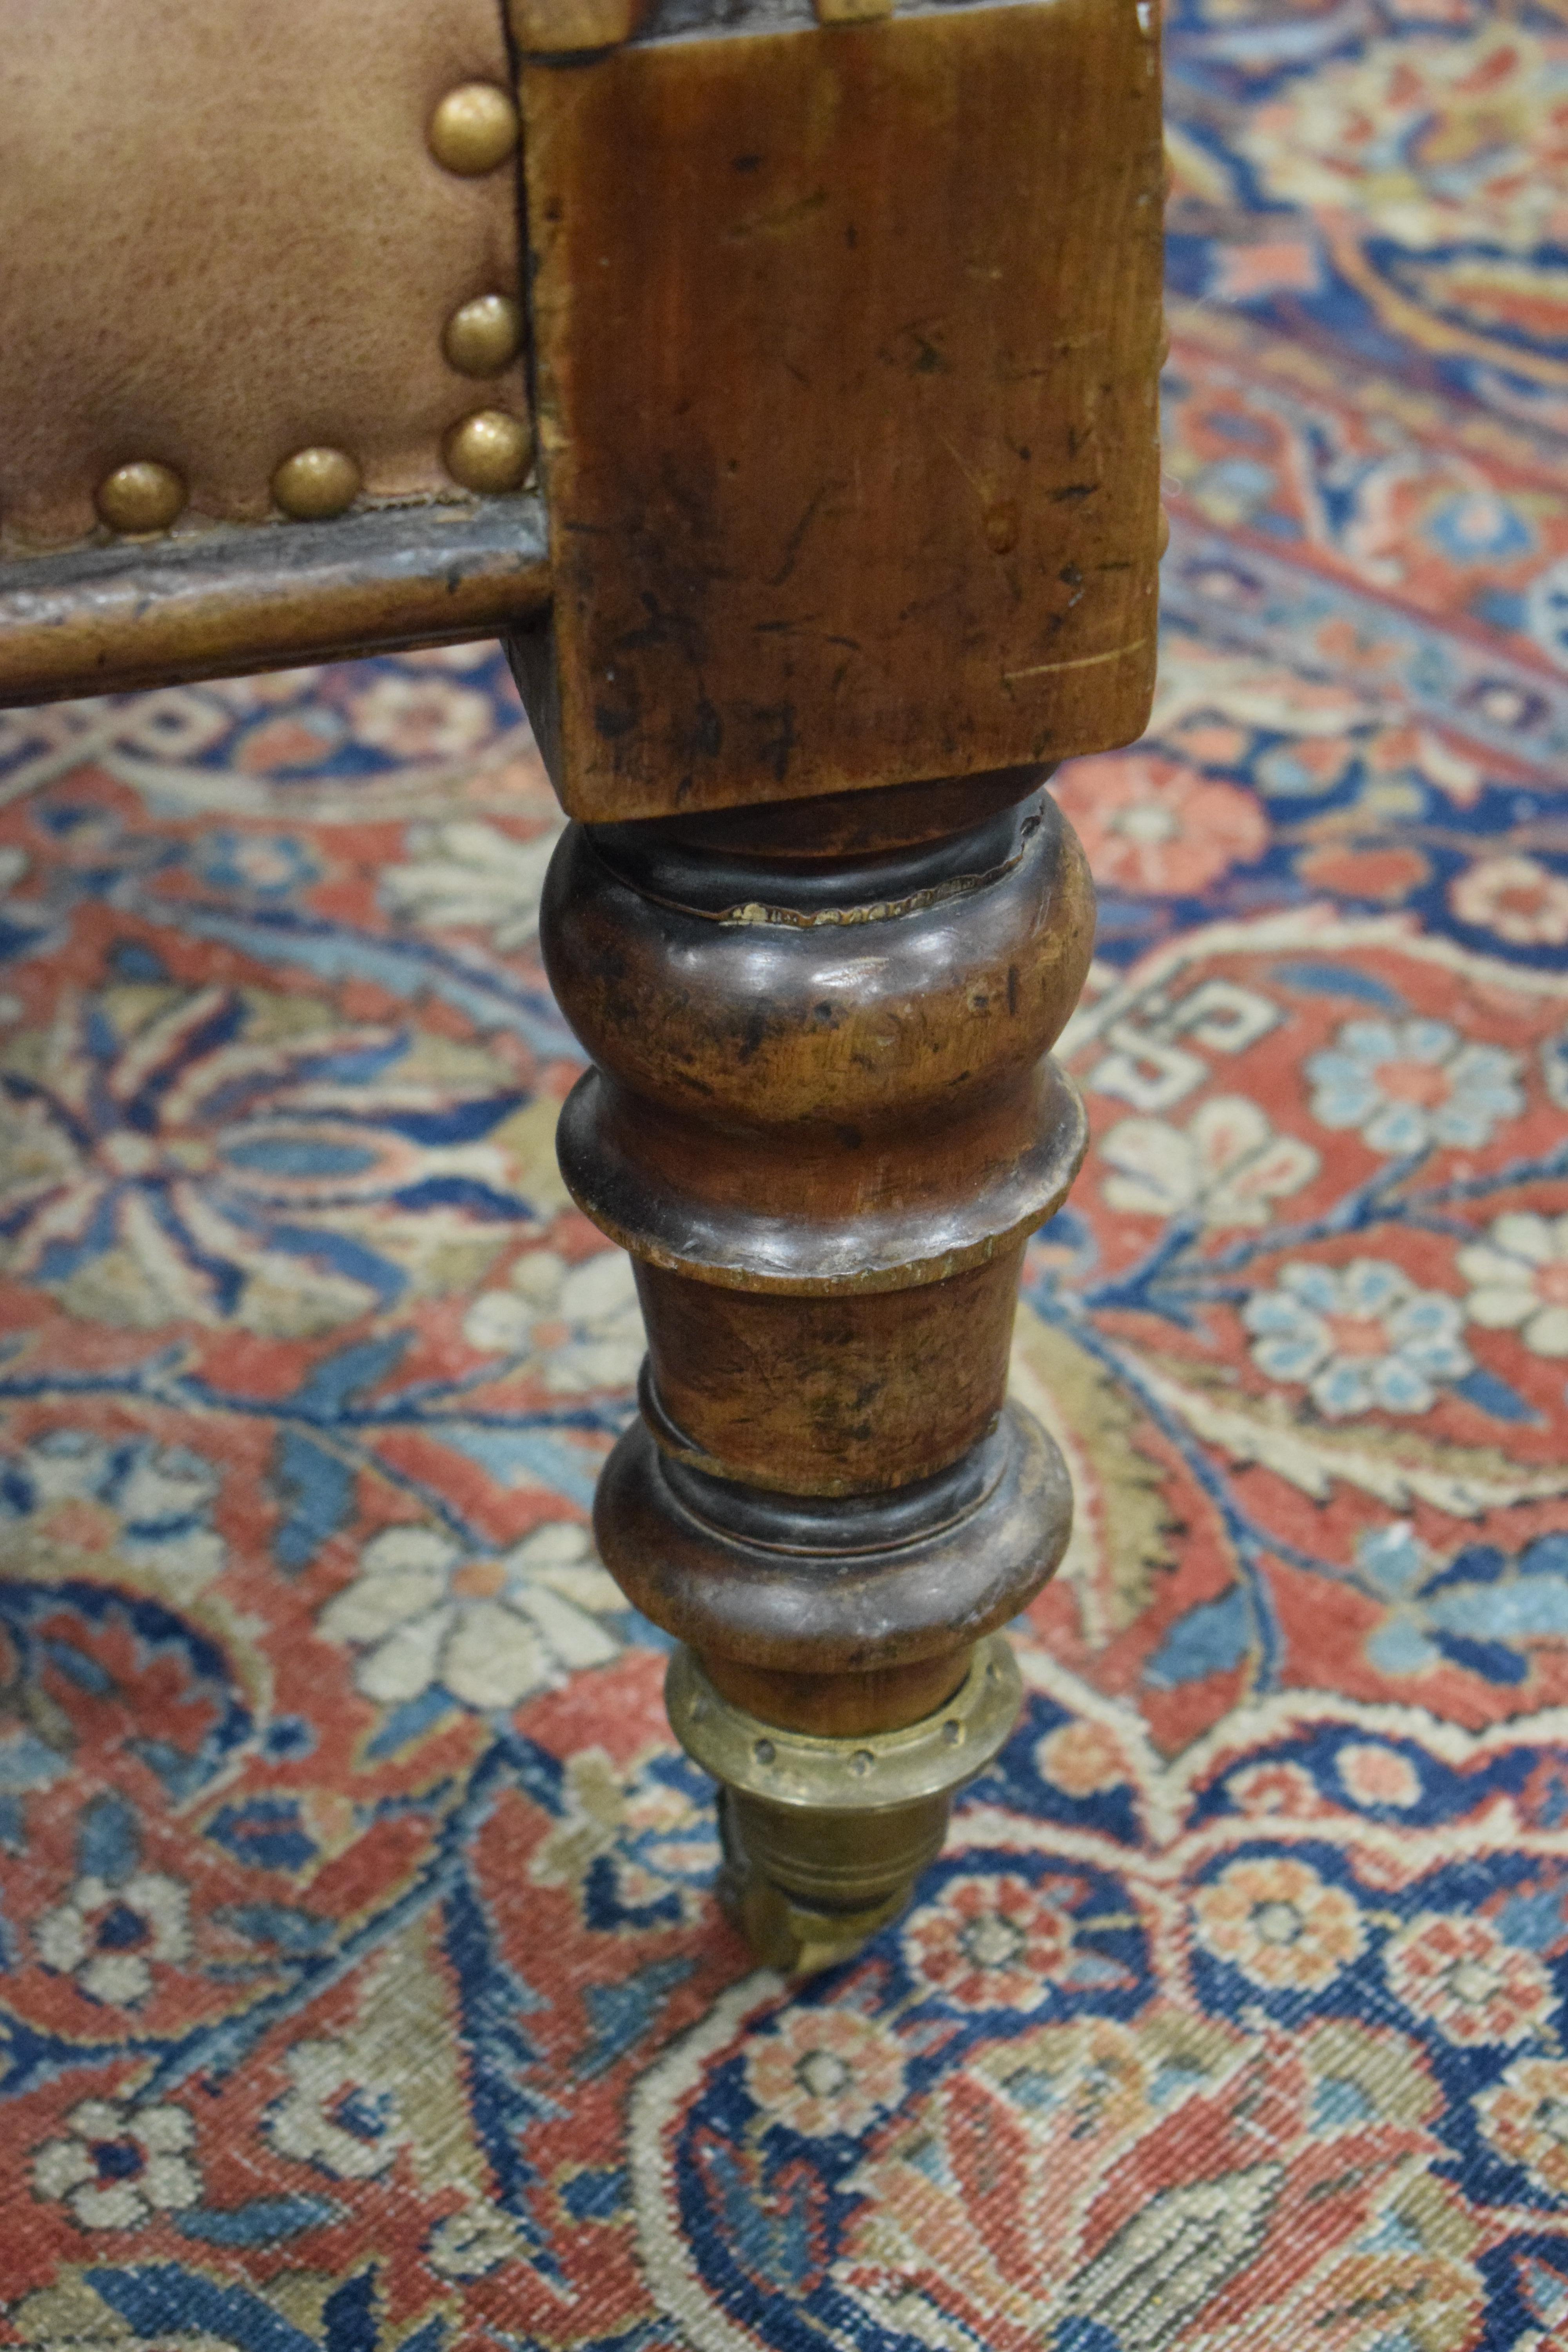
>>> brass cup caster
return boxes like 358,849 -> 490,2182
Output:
667,1634 -> 1024,1975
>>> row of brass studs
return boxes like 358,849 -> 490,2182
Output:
92,83 -> 531,539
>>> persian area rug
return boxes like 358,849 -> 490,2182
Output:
4,5 -> 1568,2348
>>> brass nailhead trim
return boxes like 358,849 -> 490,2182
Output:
272,447 -> 362,521
95,461 -> 186,535
444,409 -> 532,494
443,294 -> 524,379
100,93 -> 530,536
427,83 -> 519,176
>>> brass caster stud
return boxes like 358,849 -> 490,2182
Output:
670,1635 -> 1023,1975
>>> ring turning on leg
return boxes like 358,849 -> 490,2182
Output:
539,775 -> 1096,1970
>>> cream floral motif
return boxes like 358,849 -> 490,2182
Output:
318,1519 -> 624,1712
1,1429 -> 224,1600
1147,641 -> 1380,746
379,817 -> 564,952
1460,1212 -> 1568,1359
529,1747 -> 719,1920
1385,1913 -> 1553,2047
34,1871 -> 191,2006
426,2205 -> 534,2279
1192,1857 -> 1365,1991
343,673 -> 498,762
1243,1257 -> 1472,1419
1451,856 -> 1568,947
1100,1096 -> 1320,1227
463,1246 -> 645,1394
0,983 -> 523,1334
264,2037 -> 409,2181
1235,28 -> 1568,257
745,2009 -> 907,2140
1476,2056 -> 1568,2198
1305,1018 -> 1523,1157
33,2098 -> 200,2231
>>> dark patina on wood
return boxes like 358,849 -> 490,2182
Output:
544,788 -> 1091,1744
0,498 -> 550,706
540,766 -> 1102,1959
515,0 -> 1165,821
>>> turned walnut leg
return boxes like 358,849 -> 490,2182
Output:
540,773 -> 1096,1969
0,0 -> 1157,1982
504,0 -> 1160,1971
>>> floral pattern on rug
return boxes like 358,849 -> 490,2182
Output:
633,1658 -> 1568,2352
2,4 -> 1568,2345
1163,0 -> 1568,438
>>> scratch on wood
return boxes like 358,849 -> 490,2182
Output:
1002,637 -> 1147,684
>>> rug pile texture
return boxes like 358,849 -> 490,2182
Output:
4,4 -> 1568,2345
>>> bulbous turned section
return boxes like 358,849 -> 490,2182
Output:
599,1400 -> 1071,1680
542,789 -> 1094,1305
538,777 -> 1096,1971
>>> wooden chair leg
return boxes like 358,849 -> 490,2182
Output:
540,768 -> 1096,1969
0,0 -> 1157,1982
508,0 -> 1159,1974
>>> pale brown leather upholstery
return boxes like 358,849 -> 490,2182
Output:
0,0 -> 1162,789
0,0 -> 525,552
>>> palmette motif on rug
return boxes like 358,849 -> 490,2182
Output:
3,4 -> 1568,2345
8,1642 -> 1568,2352
632,1656 -> 1568,2352
1029,909 -> 1568,1753
7,767 -> 1568,2348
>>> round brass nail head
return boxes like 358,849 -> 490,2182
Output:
444,408 -> 532,494
272,446 -> 362,521
443,293 -> 524,379
428,83 -> 519,176
95,461 -> 186,535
